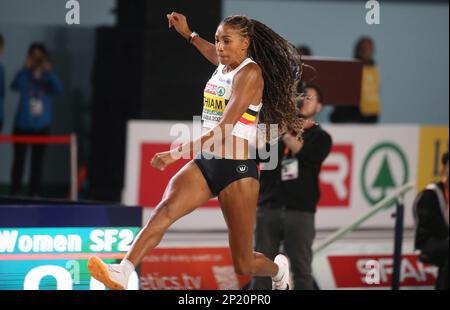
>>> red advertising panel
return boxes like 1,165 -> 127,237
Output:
328,254 -> 436,288
140,247 -> 251,290
139,143 -> 219,207
318,145 -> 353,207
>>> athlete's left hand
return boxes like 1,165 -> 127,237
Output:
151,151 -> 178,171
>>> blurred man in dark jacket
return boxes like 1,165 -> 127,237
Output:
414,151 -> 449,290
251,85 -> 332,290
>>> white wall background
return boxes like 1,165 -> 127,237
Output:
223,0 -> 449,125
0,0 -> 448,184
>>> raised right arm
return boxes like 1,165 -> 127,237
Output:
167,12 -> 219,66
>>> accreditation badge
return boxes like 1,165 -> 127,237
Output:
30,98 -> 44,117
281,158 -> 298,181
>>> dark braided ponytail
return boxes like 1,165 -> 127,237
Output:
221,15 -> 304,138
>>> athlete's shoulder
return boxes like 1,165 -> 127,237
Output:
244,61 -> 262,74
235,61 -> 263,83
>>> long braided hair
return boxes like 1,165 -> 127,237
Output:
221,15 -> 305,139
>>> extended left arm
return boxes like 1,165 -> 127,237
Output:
151,64 -> 263,170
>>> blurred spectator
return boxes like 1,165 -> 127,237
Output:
10,43 -> 63,196
0,34 -> 4,133
330,36 -> 381,123
413,151 -> 449,290
251,84 -> 332,290
296,45 -> 312,57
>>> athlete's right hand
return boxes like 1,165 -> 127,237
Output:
151,151 -> 178,171
166,12 -> 191,40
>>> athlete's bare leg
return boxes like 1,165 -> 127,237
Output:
88,160 -> 213,289
218,178 -> 278,277
125,160 -> 212,265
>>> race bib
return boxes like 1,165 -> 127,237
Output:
30,98 -> 44,117
202,92 -> 226,122
281,158 -> 298,181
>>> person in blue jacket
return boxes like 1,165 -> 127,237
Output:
10,42 -> 63,196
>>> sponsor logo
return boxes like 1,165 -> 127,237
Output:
140,272 -> 202,290
361,142 -> 409,206
140,248 -> 250,290
236,165 -> 248,174
204,83 -> 218,95
328,255 -> 437,288
218,77 -> 231,85
217,87 -> 226,97
319,145 -> 353,207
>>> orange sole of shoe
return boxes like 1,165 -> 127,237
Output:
87,256 -> 125,290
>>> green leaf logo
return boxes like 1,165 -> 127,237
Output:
361,142 -> 409,206
217,87 -> 226,97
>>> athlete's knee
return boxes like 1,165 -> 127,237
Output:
141,219 -> 167,243
153,198 -> 181,225
142,200 -> 178,238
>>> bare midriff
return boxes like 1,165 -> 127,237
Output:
201,126 -> 250,160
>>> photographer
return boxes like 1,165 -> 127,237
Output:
10,42 -> 63,197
